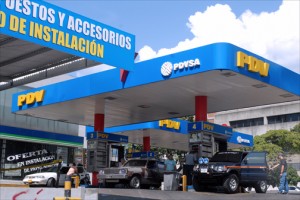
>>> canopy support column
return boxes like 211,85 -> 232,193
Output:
195,96 -> 207,121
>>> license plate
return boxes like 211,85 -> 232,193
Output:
28,180 -> 32,183
200,168 -> 207,173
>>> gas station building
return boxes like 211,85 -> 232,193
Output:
0,0 -> 299,181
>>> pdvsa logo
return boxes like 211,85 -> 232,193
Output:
237,136 -> 250,144
161,58 -> 200,77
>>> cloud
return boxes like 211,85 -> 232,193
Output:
138,0 -> 300,74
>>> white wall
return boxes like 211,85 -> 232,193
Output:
214,101 -> 300,136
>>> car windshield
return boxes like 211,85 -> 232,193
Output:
40,165 -> 59,172
123,160 -> 147,167
210,152 -> 243,163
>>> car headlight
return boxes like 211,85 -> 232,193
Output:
119,169 -> 127,174
203,158 -> 209,164
199,157 -> 209,164
99,170 -> 105,175
213,165 -> 227,172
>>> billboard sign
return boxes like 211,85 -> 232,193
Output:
0,0 -> 135,70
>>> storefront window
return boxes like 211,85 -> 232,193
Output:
0,139 -> 74,180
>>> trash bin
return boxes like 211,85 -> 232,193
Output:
163,172 -> 180,191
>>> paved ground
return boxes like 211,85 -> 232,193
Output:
98,188 -> 300,200
1,179 -> 299,200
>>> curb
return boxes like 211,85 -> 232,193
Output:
0,184 -> 29,188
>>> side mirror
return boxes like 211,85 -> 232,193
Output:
243,159 -> 248,165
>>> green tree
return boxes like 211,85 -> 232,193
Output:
261,129 -> 300,154
253,135 -> 282,161
290,123 -> 300,133
287,166 -> 300,186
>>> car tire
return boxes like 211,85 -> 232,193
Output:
255,180 -> 267,193
129,176 -> 141,189
46,178 -> 55,187
223,174 -> 239,194
192,176 -> 205,192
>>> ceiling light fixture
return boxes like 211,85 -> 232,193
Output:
252,83 -> 267,88
168,111 -> 179,115
104,96 -> 117,100
279,93 -> 294,98
221,72 -> 236,77
138,105 -> 151,108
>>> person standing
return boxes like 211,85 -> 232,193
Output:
55,156 -> 63,187
66,163 -> 78,181
164,154 -> 176,171
183,151 -> 197,185
271,153 -> 289,194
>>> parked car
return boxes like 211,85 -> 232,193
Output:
192,151 -> 269,194
23,164 -> 90,187
98,158 -> 164,189
289,185 -> 300,193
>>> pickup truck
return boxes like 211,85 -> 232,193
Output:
192,151 -> 269,193
98,158 -> 165,189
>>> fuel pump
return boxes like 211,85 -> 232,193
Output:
86,132 -> 128,185
187,121 -> 233,160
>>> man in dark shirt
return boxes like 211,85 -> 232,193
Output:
271,153 -> 289,194
183,151 -> 197,185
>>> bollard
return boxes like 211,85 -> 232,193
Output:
64,180 -> 72,197
182,175 -> 187,192
71,175 -> 80,188
53,177 -> 81,200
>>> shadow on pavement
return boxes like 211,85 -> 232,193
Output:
99,194 -> 158,200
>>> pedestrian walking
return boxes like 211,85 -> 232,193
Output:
271,153 -> 289,194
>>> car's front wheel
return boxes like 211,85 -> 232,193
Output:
46,178 -> 55,187
223,174 -> 239,194
255,180 -> 267,193
129,176 -> 141,189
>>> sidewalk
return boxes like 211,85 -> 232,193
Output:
0,179 -> 28,187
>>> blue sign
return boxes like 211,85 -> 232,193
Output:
227,132 -> 253,147
130,152 -> 155,158
0,0 -> 135,71
188,121 -> 233,136
87,132 -> 128,143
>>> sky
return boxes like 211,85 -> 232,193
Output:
45,0 -> 299,75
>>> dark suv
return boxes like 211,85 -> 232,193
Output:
192,151 -> 269,194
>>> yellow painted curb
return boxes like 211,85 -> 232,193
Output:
0,184 -> 29,188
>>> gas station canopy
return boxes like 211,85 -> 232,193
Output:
12,43 -> 300,127
11,43 -> 300,149
2,0 -> 299,151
